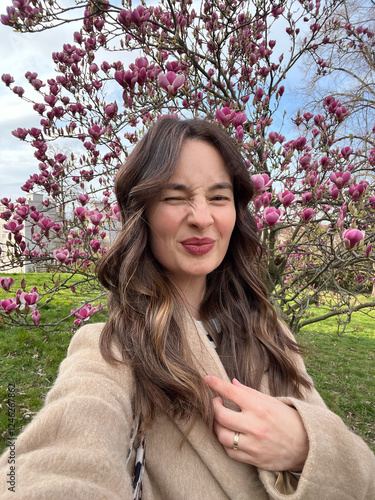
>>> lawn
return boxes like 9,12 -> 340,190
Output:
297,311 -> 375,453
0,273 -> 374,455
0,273 -> 107,453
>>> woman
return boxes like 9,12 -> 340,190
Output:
0,118 -> 374,499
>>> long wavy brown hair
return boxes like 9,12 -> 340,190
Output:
96,117 -> 312,436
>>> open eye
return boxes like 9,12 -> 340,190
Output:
210,195 -> 232,203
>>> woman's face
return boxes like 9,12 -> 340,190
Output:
146,139 -> 236,292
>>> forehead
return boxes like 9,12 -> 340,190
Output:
169,139 -> 232,185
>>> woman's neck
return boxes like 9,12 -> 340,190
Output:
174,277 -> 206,320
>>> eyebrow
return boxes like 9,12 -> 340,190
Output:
165,182 -> 233,191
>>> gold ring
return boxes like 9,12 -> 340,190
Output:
233,432 -> 240,450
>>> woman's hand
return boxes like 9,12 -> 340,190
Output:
204,375 -> 309,472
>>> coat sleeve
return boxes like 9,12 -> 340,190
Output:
0,323 -> 135,500
258,326 -> 375,500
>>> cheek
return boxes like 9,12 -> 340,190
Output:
149,208 -> 181,238
221,209 -> 237,239
147,207 -> 185,257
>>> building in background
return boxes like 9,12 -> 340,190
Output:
0,193 -> 57,273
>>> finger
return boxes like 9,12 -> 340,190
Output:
232,378 -> 274,402
205,375 -> 256,410
212,396 -> 223,406
214,423 -> 243,451
212,395 -> 242,428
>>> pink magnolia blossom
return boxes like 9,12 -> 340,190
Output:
53,248 -> 70,264
88,125 -> 106,142
72,304 -> 94,320
158,71 -> 185,96
252,195 -> 263,212
131,5 -> 151,26
262,192 -> 272,208
337,215 -> 344,232
342,228 -> 365,249
299,208 -> 314,223
329,185 -> 339,200
253,87 -> 264,103
276,85 -> 284,98
19,291 -> 39,311
329,171 -> 351,189
16,205 -> 29,219
365,244 -> 372,258
252,173 -> 273,193
301,192 -> 312,205
271,4 -> 285,17
4,220 -> 23,233
263,207 -> 283,227
12,85 -> 24,97
118,9 -> 132,27
31,309 -> 41,326
278,190 -> 295,208
111,204 -> 120,221
349,183 -> 367,201
340,146 -> 353,159
268,131 -> 284,144
299,154 -> 311,170
320,156 -> 331,169
89,211 -> 104,226
1,73 -> 14,86
74,206 -> 88,221
215,107 -> 236,127
37,217 -> 55,232
268,131 -> 278,144
90,239 -> 101,253
303,112 -> 313,121
12,128 -> 28,140
340,203 -> 348,218
0,298 -> 18,313
314,115 -> 325,127
235,125 -> 244,142
232,112 -> 247,128
44,94 -> 58,107
104,101 -> 118,119
78,193 -> 89,205
136,57 -> 148,69
0,277 -> 15,291
255,216 -> 263,231
72,302 -> 104,327
369,196 -> 375,210
307,171 -> 318,187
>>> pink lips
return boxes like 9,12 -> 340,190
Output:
180,237 -> 215,255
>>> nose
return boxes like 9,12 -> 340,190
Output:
187,199 -> 214,229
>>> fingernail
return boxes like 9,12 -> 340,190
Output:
204,376 -> 212,383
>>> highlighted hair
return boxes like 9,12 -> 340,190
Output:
96,118 -> 312,437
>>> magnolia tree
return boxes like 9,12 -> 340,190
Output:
1,0 -> 375,334
295,0 -> 375,148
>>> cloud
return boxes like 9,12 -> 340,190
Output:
0,13 -> 81,201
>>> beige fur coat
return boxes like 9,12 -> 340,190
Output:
0,319 -> 374,499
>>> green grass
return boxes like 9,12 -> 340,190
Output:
297,311 -> 375,453
0,273 -> 107,451
0,274 -> 374,455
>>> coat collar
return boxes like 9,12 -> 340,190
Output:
169,311 -> 268,498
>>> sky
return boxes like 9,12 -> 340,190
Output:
0,0 -> 305,202
0,1 -> 84,201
